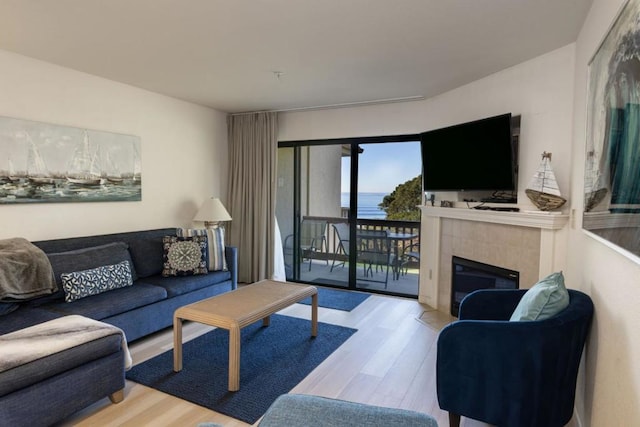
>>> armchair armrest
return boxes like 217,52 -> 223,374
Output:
458,289 -> 527,320
225,246 -> 238,289
437,318 -> 573,423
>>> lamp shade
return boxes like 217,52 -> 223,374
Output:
193,197 -> 232,223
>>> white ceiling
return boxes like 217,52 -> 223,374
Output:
0,0 -> 592,113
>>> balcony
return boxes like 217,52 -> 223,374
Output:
283,216 -> 420,297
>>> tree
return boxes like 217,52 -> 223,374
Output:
379,175 -> 422,221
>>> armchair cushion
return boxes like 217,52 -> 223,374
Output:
509,271 -> 569,321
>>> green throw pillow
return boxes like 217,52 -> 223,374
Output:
509,271 -> 570,321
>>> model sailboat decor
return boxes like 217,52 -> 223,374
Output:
525,152 -> 567,211
584,150 -> 608,212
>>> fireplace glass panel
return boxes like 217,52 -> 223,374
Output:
451,256 -> 519,317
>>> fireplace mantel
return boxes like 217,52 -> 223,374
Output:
420,206 -> 569,229
418,206 -> 569,312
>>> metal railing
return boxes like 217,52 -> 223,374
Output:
300,215 -> 420,270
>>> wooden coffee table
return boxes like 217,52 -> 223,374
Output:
173,279 -> 318,391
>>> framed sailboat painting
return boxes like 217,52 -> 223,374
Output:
0,115 -> 141,204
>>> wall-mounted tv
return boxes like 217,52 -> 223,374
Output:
421,113 -> 517,194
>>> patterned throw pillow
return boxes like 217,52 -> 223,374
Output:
61,261 -> 133,303
162,235 -> 208,277
177,228 -> 227,271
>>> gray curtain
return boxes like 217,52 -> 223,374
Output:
226,112 -> 278,283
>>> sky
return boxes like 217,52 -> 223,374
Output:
341,141 -> 422,193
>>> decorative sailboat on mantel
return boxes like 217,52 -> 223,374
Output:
584,150 -> 608,212
525,152 -> 567,211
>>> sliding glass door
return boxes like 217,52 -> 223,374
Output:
354,142 -> 421,295
277,136 -> 422,298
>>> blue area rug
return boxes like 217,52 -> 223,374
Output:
299,286 -> 370,311
126,314 -> 356,424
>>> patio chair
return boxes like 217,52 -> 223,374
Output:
283,219 -> 327,271
397,242 -> 420,279
330,222 -> 350,272
357,229 -> 393,288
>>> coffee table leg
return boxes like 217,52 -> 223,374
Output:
311,292 -> 318,337
262,316 -> 270,327
173,316 -> 183,372
228,324 -> 241,391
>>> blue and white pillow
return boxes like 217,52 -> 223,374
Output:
61,261 -> 133,303
177,228 -> 227,271
162,235 -> 209,277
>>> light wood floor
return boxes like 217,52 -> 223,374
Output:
58,292 -> 492,427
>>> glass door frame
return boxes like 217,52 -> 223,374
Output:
279,133 -> 420,294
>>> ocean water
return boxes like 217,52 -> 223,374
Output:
341,192 -> 387,219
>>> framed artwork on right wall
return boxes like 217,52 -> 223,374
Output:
584,0 -> 640,261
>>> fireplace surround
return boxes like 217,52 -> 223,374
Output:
419,206 -> 569,314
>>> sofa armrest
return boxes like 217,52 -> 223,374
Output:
458,289 -> 527,320
259,394 -> 437,427
225,246 -> 238,289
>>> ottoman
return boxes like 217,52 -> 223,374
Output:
0,315 -> 130,426
258,394 -> 438,427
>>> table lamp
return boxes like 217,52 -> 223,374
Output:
193,197 -> 232,229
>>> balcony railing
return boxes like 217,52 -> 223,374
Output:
300,215 -> 421,272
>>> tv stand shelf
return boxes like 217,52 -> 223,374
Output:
420,206 -> 568,230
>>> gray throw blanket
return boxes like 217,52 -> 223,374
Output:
0,315 -> 132,372
0,237 -> 57,301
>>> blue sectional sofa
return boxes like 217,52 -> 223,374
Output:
0,227 -> 238,426
0,227 -> 238,339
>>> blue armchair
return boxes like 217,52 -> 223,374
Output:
436,289 -> 593,427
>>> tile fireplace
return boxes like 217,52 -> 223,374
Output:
419,206 -> 569,314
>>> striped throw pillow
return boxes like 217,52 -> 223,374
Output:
177,228 -> 227,271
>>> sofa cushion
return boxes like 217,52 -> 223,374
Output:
41,282 -> 167,320
139,270 -> 232,298
128,234 -> 168,278
0,302 -> 19,316
0,306 -> 63,335
510,271 -> 570,321
162,235 -> 208,277
61,261 -> 133,303
47,242 -> 138,285
177,228 -> 227,271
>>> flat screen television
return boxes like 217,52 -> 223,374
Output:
421,113 -> 516,193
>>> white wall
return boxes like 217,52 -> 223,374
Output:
0,50 -> 228,241
279,44 -> 576,216
569,0 -> 640,424
308,145 -> 342,218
